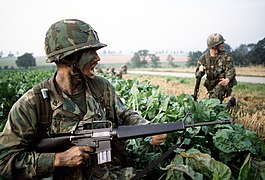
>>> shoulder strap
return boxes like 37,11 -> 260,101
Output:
32,80 -> 52,137
131,141 -> 182,180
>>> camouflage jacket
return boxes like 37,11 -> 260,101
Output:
0,73 -> 149,180
195,50 -> 237,90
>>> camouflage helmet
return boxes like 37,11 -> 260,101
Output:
207,33 -> 225,48
45,19 -> 107,63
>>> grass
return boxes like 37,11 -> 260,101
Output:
131,66 -> 265,77
0,56 -> 55,70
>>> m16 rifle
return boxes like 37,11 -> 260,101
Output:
193,62 -> 206,101
193,76 -> 202,101
35,119 -> 231,164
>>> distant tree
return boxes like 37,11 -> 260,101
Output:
130,50 -> 149,68
224,43 -> 232,53
248,38 -> 265,66
231,44 -> 250,66
16,53 -> 36,69
8,51 -> 14,57
138,50 -> 148,66
167,55 -> 178,67
186,51 -> 203,67
0,50 -> 3,58
130,52 -> 141,68
247,43 -> 255,51
149,54 -> 161,68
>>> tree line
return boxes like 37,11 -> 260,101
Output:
186,37 -> 265,67
3,37 -> 264,69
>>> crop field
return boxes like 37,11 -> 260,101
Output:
122,73 -> 265,140
0,56 -> 264,179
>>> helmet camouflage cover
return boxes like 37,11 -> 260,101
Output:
207,33 -> 225,48
45,19 -> 107,63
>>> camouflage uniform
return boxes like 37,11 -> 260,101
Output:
195,50 -> 237,102
0,74 -> 149,179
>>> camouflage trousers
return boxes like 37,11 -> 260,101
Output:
208,84 -> 232,102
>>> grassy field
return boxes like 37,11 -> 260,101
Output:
130,66 -> 265,77
122,74 -> 265,140
0,54 -> 187,69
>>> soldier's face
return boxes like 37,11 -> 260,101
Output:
218,43 -> 225,51
79,50 -> 100,79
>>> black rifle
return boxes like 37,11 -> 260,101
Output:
193,76 -> 202,101
35,119 -> 231,164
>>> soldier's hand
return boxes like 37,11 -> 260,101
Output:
150,134 -> 167,145
219,78 -> 229,86
199,65 -> 206,72
54,146 -> 94,167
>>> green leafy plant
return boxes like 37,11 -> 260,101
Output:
1,70 -> 264,179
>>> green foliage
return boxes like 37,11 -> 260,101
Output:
130,50 -> 149,68
16,53 -> 36,68
213,123 -> 265,163
186,51 -> 203,67
167,55 -> 178,67
0,69 -> 54,130
232,44 -> 250,66
163,148 -> 232,180
0,69 -> 264,179
129,50 -> 161,68
248,38 -> 265,65
149,54 -> 161,68
105,74 -> 265,179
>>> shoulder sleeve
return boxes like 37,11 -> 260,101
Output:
0,88 -> 55,179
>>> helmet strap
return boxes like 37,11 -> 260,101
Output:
72,64 -> 89,82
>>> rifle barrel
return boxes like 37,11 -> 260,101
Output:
116,122 -> 185,139
185,120 -> 231,128
115,120 -> 231,139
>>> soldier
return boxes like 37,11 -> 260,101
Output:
0,19 -> 166,179
195,33 -> 237,105
110,67 -> 116,76
95,66 -> 104,74
116,65 -> 127,79
121,65 -> 128,74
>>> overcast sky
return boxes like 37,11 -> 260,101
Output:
0,0 -> 264,56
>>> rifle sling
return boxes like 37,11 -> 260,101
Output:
131,141 -> 182,180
